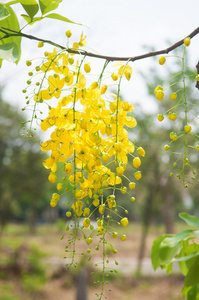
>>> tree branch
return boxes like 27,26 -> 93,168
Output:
1,26 -> 199,62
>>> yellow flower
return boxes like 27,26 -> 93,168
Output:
48,75 -> 64,98
124,65 -> 132,80
44,157 -> 55,169
125,116 -> 137,128
79,32 -> 87,46
64,163 -> 72,175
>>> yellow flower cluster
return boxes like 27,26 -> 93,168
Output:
154,41 -> 198,186
26,33 -> 145,248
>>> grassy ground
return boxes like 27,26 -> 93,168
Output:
0,222 -> 186,300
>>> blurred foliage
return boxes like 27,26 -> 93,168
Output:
0,95 -> 52,232
0,242 -> 46,298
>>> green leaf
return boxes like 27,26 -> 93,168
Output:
44,13 -> 83,25
151,234 -> 167,270
5,0 -> 37,6
179,213 -> 199,229
165,262 -> 173,274
0,5 -> 21,64
159,230 -> 194,265
5,1 -> 39,18
39,0 -> 61,14
0,42 -> 19,62
176,244 -> 199,276
185,256 -> 199,287
182,285 -> 192,298
186,285 -> 198,300
21,14 -> 43,24
21,14 -> 32,23
22,3 -> 39,19
0,4 -> 10,20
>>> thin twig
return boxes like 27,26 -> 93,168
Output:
1,26 -> 199,62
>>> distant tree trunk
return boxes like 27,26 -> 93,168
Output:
76,266 -> 87,300
136,190 -> 154,275
161,193 -> 174,234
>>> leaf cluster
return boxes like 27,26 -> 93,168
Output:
0,0 -> 81,65
151,212 -> 199,299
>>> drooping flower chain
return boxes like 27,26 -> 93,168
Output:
23,32 -> 145,299
155,37 -> 199,187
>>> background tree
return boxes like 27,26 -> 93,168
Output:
0,94 -> 51,234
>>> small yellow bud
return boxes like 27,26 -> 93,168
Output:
156,90 -> 164,101
38,41 -> 44,48
121,217 -> 128,227
84,63 -> 91,73
111,73 -> 118,81
120,187 -> 127,194
170,92 -> 177,101
65,30 -> 72,38
50,199 -> 57,207
83,218 -> 90,228
158,114 -> 164,122
184,125 -> 192,133
133,157 -> 141,168
137,147 -> 145,157
112,232 -> 118,239
184,37 -> 190,47
120,234 -> 126,241
116,166 -> 125,176
159,56 -> 166,65
154,85 -> 163,95
164,145 -> 170,151
102,153 -> 110,163
26,60 -> 32,66
90,81 -> 98,89
48,172 -> 57,183
66,211 -> 72,217
129,182 -> 136,190
68,57 -> 74,65
101,84 -> 107,95
57,183 -> 63,191
134,171 -> 142,180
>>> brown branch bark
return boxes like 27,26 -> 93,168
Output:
1,26 -> 199,62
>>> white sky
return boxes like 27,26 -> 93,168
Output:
1,0 -> 199,116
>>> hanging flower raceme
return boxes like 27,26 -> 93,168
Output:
154,38 -> 198,187
23,32 -> 145,300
